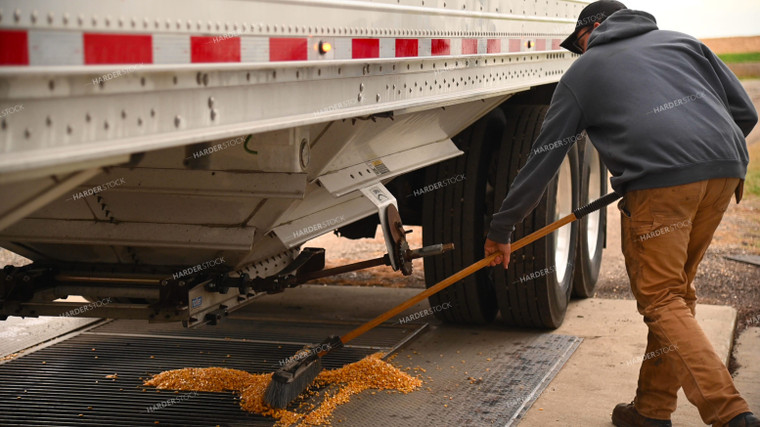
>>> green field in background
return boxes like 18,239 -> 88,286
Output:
719,52 -> 760,63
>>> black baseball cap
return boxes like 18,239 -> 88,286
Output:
560,0 -> 627,54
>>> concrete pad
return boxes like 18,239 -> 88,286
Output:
733,326 -> 760,414
519,298 -> 738,426
0,315 -> 97,359
246,283 -> 430,323
1,296 -> 101,359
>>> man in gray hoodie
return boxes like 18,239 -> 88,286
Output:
484,1 -> 758,426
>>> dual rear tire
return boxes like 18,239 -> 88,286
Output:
422,105 -> 606,329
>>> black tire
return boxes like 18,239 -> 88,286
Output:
421,109 -> 506,324
489,105 -> 580,329
572,137 -> 608,298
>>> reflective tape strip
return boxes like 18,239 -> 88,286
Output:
0,30 -> 29,65
509,39 -> 521,53
84,33 -> 152,64
352,38 -> 379,59
487,38 -> 501,54
379,38 -> 395,58
419,38 -> 432,57
0,29 -> 564,67
395,39 -> 418,57
191,36 -> 240,62
462,38 -> 477,54
333,37 -> 352,60
431,39 -> 450,56
241,36 -> 269,62
269,37 -> 307,61
152,34 -> 190,64
449,38 -> 462,56
28,30 -> 83,66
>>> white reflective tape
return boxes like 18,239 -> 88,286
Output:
450,38 -> 462,55
477,38 -> 487,54
240,36 -> 269,63
28,30 -> 83,66
379,38 -> 395,58
333,37 -> 352,60
152,34 -> 190,64
419,38 -> 431,57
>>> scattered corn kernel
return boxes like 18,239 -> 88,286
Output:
144,353 -> 421,426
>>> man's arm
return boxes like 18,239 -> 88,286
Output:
485,81 -> 586,267
702,45 -> 758,137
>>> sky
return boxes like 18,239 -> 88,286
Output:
623,0 -> 760,39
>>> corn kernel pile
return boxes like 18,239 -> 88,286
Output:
144,353 -> 421,426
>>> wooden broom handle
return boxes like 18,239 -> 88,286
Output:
339,192 -> 621,344
339,212 -> 577,343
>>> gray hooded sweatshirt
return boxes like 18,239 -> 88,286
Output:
487,9 -> 758,244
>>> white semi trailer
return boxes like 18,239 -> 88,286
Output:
0,0 -> 607,329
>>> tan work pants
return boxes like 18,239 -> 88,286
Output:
619,178 -> 750,426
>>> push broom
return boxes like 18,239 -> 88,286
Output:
263,191 -> 622,408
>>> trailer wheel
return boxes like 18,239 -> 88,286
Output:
572,138 -> 608,298
488,105 -> 580,329
421,109 -> 506,324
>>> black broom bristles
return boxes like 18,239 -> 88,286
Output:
263,335 -> 342,409
264,357 -> 323,409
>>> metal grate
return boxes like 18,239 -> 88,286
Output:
0,314 -> 580,426
0,317 -> 426,427
336,333 -> 582,427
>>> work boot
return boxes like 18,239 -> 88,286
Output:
726,412 -> 760,427
612,402 -> 672,427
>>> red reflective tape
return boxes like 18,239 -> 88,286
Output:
487,39 -> 501,54
190,36 -> 240,63
431,39 -> 450,56
0,30 -> 29,65
395,39 -> 418,57
269,38 -> 307,61
462,39 -> 478,54
509,39 -> 521,53
352,39 -> 379,59
536,39 -> 546,51
552,39 -> 561,50
84,33 -> 152,64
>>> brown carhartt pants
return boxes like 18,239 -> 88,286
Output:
619,177 -> 750,426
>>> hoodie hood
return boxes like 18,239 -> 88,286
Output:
587,10 -> 658,51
